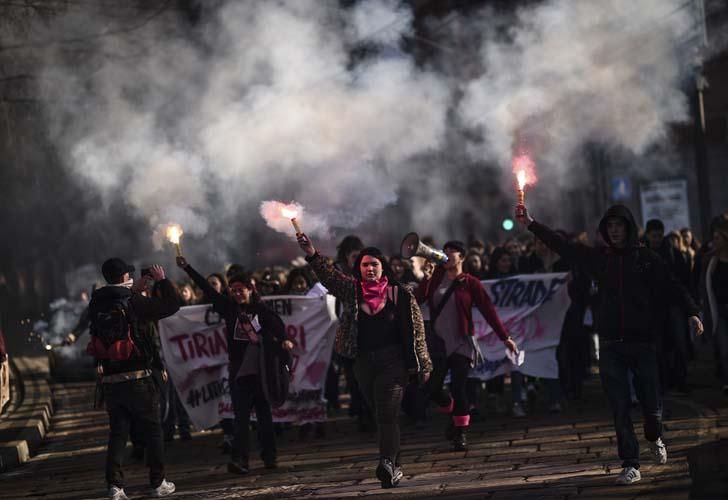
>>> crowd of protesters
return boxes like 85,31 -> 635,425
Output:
39,206 -> 728,498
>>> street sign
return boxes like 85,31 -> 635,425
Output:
640,179 -> 690,233
611,176 -> 632,201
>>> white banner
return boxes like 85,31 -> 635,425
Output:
474,272 -> 570,379
158,294 -> 337,430
425,273 -> 570,381
640,179 -> 690,233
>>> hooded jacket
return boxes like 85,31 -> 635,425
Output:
528,205 -> 699,343
88,279 -> 180,376
182,264 -> 290,407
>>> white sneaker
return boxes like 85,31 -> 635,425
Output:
512,402 -> 526,417
151,479 -> 176,497
648,437 -> 668,465
615,466 -> 641,485
108,486 -> 129,500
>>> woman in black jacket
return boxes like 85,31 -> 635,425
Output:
297,235 -> 431,489
176,256 -> 293,474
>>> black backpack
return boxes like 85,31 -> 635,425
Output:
87,295 -> 140,361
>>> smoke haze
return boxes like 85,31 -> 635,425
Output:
35,0 -> 701,268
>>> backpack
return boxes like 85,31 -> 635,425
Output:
86,295 -> 140,361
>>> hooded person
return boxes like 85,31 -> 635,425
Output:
516,204 -> 703,486
297,234 -> 432,489
176,256 -> 294,475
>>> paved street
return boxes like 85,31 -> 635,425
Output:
1,369 -> 726,500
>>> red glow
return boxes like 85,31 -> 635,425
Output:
512,153 -> 538,189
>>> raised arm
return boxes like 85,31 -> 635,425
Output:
176,256 -> 230,311
297,233 -> 356,301
132,266 -> 181,323
516,206 -> 594,268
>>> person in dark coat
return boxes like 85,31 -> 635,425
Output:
176,256 -> 294,475
89,259 -> 180,500
298,235 -> 431,489
516,204 -> 703,486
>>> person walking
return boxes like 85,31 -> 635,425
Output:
176,256 -> 294,474
414,240 -> 518,451
297,234 -> 431,488
516,204 -> 703,485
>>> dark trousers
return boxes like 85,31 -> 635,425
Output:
599,341 -> 662,469
130,368 -> 167,449
666,306 -> 690,388
353,345 -> 406,463
104,377 -> 164,488
341,357 -> 374,426
231,375 -> 275,465
427,353 -> 471,419
163,379 -> 191,438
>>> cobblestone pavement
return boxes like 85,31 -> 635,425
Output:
1,371 -> 726,500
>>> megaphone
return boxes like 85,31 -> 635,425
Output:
400,232 -> 448,264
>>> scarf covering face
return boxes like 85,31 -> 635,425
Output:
360,276 -> 389,312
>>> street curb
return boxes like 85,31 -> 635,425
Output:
0,356 -> 54,472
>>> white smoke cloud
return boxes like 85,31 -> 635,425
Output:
37,0 -> 701,262
41,0 -> 449,259
458,0 -> 697,179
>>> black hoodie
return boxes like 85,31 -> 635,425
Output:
528,205 -> 699,342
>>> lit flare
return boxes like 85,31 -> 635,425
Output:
512,153 -> 538,208
281,206 -> 302,234
165,224 -> 184,256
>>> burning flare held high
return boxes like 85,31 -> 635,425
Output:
261,201 -> 306,237
165,224 -> 184,256
512,152 -> 538,215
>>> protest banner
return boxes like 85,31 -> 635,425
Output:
159,294 -> 337,429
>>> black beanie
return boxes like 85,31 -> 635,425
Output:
443,240 -> 467,255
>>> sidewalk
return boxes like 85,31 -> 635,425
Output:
0,356 -> 55,471
0,357 -> 726,499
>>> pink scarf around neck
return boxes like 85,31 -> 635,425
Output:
360,277 -> 389,312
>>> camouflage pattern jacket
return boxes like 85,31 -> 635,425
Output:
306,253 -> 432,374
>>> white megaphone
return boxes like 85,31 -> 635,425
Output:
400,232 -> 448,264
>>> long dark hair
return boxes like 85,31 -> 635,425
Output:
336,235 -> 364,269
352,247 -> 400,285
487,246 -> 515,279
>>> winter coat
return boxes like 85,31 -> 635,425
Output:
528,205 -> 700,343
306,253 -> 432,375
414,267 -> 509,341
183,264 -> 290,407
88,280 -> 180,376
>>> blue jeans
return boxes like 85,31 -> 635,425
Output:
599,341 -> 662,469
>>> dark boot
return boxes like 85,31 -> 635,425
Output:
376,457 -> 403,489
452,427 -> 468,451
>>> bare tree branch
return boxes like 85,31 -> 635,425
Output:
0,0 -> 173,51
